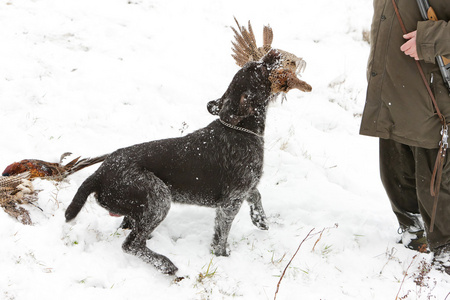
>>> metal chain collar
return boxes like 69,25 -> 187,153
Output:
219,119 -> 264,138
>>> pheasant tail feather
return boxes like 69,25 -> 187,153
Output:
263,25 -> 273,52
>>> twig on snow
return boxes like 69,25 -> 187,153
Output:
395,255 -> 418,300
274,228 -> 315,300
311,227 -> 325,252
311,224 -> 338,252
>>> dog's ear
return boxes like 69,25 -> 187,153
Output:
207,92 -> 252,120
207,99 -> 222,115
219,92 -> 255,126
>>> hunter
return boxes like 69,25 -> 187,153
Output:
360,0 -> 450,274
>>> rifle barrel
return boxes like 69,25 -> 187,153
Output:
416,0 -> 430,20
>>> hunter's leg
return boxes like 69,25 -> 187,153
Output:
413,146 -> 450,250
379,138 -> 428,251
380,138 -> 422,229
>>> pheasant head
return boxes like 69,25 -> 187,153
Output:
231,18 -> 311,95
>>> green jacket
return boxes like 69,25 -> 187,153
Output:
360,0 -> 450,149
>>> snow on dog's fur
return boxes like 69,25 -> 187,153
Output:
65,49 -> 311,275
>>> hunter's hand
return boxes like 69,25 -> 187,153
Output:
401,31 -> 419,60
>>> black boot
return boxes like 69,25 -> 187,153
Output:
432,244 -> 450,275
399,227 -> 429,253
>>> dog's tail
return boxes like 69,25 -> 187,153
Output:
65,174 -> 99,222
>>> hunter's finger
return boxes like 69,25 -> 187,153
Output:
403,31 -> 417,39
400,41 -> 411,52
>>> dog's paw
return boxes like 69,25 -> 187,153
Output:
151,253 -> 179,275
249,199 -> 269,230
251,216 -> 269,230
211,244 -> 230,257
159,261 -> 178,275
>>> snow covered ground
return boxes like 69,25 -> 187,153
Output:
0,0 -> 449,299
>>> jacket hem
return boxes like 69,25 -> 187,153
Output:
359,130 -> 439,149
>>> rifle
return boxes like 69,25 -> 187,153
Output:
416,0 -> 450,93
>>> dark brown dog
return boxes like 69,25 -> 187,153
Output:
65,49 -> 311,275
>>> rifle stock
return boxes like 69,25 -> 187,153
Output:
443,56 -> 450,66
427,6 -> 438,21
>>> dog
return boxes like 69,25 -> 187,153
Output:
65,49 -> 311,275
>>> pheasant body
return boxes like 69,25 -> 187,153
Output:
1,153 -> 108,224
2,153 -> 108,181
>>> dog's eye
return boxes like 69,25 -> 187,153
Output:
240,94 -> 250,107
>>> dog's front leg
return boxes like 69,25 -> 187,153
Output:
212,201 -> 243,256
247,189 -> 269,230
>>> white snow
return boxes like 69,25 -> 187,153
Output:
1,0 -> 449,299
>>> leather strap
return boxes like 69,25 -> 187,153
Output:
391,0 -> 447,232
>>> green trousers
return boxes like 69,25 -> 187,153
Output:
379,138 -> 450,250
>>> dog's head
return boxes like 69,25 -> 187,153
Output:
208,49 -> 311,125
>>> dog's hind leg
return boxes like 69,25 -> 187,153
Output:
120,216 -> 134,230
122,216 -> 178,275
120,173 -> 178,275
247,189 -> 269,230
211,201 -> 243,256
120,216 -> 155,240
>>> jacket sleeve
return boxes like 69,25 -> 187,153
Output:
416,20 -> 450,64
